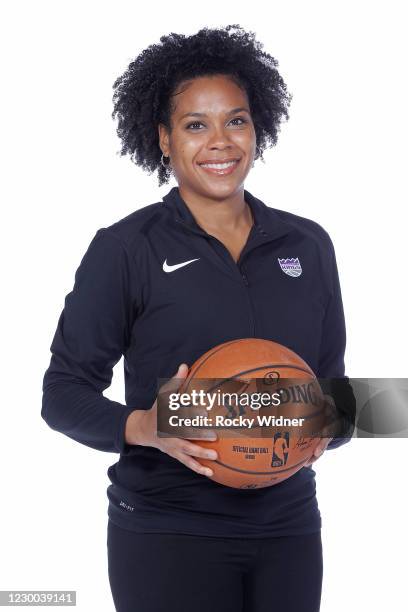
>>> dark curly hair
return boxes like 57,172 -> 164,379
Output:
111,24 -> 292,186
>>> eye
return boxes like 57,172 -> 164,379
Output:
185,116 -> 248,131
186,121 -> 204,130
230,117 -> 247,126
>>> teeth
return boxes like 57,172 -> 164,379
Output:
200,161 -> 237,169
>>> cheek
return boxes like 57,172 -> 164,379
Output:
233,129 -> 256,152
173,139 -> 201,167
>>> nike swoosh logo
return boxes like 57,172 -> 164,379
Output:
163,258 -> 200,273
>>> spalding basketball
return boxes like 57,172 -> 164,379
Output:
178,338 -> 326,489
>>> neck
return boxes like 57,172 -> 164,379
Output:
177,184 -> 253,233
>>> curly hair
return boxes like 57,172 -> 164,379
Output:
111,24 -> 292,186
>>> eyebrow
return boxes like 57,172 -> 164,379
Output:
179,107 -> 251,120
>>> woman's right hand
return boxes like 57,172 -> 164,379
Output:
124,363 -> 218,478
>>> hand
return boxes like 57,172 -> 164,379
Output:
125,363 -> 218,478
304,394 -> 335,467
303,437 -> 333,467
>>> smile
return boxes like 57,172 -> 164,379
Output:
198,159 -> 240,176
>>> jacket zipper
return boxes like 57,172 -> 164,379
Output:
239,263 -> 256,336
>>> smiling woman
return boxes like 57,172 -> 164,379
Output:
158,75 -> 257,203
110,26 -> 293,260
112,24 -> 291,188
41,23 -> 350,612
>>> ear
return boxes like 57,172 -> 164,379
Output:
158,123 -> 170,157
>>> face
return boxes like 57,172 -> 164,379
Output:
158,74 -> 257,200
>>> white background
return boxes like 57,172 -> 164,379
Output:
1,1 -> 407,610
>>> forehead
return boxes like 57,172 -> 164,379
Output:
171,75 -> 249,115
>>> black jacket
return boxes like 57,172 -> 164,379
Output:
42,185 -> 350,537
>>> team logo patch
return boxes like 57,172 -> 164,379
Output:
278,257 -> 302,277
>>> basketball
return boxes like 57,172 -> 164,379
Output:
178,338 -> 326,489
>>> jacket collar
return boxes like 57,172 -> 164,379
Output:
162,186 -> 293,242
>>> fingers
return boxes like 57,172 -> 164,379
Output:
156,363 -> 219,477
158,363 -> 189,397
304,437 -> 332,466
184,429 -> 218,441
153,362 -> 189,418
159,437 -> 218,478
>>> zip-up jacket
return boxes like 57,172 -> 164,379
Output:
41,185 -> 351,537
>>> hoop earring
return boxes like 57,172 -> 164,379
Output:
161,153 -> 170,168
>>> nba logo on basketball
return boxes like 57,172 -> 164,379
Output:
278,257 -> 302,277
271,432 -> 290,467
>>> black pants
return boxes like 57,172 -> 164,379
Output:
107,520 -> 323,612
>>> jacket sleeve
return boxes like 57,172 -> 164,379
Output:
41,228 -> 139,454
317,236 -> 356,450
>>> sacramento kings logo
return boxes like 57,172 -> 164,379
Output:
278,257 -> 302,277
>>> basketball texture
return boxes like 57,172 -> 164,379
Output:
179,338 -> 326,489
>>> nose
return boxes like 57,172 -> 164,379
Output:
206,124 -> 233,150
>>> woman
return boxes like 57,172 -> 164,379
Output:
42,24 -> 352,612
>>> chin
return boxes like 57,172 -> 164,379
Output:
199,173 -> 248,194
196,183 -> 237,200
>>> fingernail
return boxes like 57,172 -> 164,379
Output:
202,431 -> 217,441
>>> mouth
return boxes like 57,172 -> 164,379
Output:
197,158 -> 241,176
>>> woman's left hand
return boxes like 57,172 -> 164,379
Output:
303,436 -> 333,467
303,393 -> 336,467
